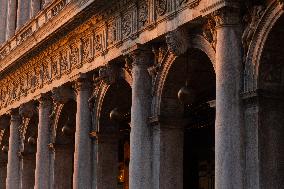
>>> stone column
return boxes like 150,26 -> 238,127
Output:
6,109 -> 21,189
129,46 -> 153,189
152,119 -> 184,189
96,133 -> 119,189
34,94 -> 52,189
31,0 -> 41,18
73,74 -> 92,189
6,0 -> 17,39
214,7 -> 244,189
0,0 -> 8,44
16,0 -> 31,30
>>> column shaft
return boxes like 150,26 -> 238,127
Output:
5,0 -> 17,39
153,124 -> 183,189
34,95 -> 52,189
97,135 -> 118,189
21,155 -> 36,189
73,76 -> 92,189
17,0 -> 31,29
129,48 -> 153,189
214,7 -> 244,189
0,0 -> 8,43
6,109 -> 21,189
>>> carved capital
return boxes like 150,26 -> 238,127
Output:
19,102 -> 37,118
52,86 -> 75,104
128,45 -> 153,67
73,73 -> 92,92
8,108 -> 20,122
98,63 -> 121,85
213,7 -> 240,27
37,93 -> 53,108
165,28 -> 189,56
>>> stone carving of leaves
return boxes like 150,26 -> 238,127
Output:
69,44 -> 80,67
156,0 -> 167,16
81,37 -> 91,61
122,13 -> 132,38
94,34 -> 103,52
108,23 -> 117,46
60,50 -> 69,72
138,1 -> 148,28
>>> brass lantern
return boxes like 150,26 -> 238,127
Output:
178,81 -> 196,105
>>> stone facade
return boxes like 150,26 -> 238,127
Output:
0,0 -> 283,189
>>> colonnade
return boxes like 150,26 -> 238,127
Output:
0,0 -> 52,44
0,6 -> 245,189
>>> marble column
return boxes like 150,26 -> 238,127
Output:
129,46 -> 153,189
16,0 -> 31,30
21,154 -> 36,189
34,94 -> 52,189
152,119 -> 184,189
0,0 -> 8,44
73,74 -> 92,189
31,0 -> 41,18
214,7 -> 244,189
5,0 -> 17,39
6,109 -> 21,189
96,133 -> 119,189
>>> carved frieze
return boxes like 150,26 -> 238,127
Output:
0,0 -> 202,113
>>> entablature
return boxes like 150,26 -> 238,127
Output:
0,0 -> 230,116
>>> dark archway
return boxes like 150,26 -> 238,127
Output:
95,78 -> 132,189
54,100 -> 76,189
0,128 -> 9,189
257,14 -> 284,189
158,47 -> 216,189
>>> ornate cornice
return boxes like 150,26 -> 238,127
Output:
0,0 -> 95,72
0,0 -> 206,115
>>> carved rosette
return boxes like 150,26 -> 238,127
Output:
213,7 -> 240,28
165,28 -> 189,56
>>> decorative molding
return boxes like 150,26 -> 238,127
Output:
213,6 -> 240,27
165,27 -> 189,56
0,0 -> 204,115
242,5 -> 264,61
52,86 -> 76,104
243,1 -> 284,93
